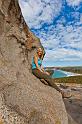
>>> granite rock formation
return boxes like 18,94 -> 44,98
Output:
0,0 -> 68,124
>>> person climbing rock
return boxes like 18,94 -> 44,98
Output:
31,47 -> 67,97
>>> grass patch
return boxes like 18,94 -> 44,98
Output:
52,75 -> 82,84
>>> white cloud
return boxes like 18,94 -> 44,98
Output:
66,0 -> 82,6
19,0 -> 62,29
43,47 -> 82,61
38,21 -> 82,65
19,0 -> 82,66
80,14 -> 82,23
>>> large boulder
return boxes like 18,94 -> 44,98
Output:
0,0 -> 68,124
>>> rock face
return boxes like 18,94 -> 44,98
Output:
64,84 -> 82,124
0,0 -> 68,124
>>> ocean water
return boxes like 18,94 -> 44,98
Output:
51,70 -> 67,78
51,69 -> 80,78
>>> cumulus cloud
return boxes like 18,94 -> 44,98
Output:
19,0 -> 82,66
19,0 -> 62,29
66,0 -> 82,6
38,20 -> 82,66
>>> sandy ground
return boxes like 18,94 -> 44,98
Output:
62,84 -> 82,124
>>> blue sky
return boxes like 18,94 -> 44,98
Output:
19,0 -> 82,67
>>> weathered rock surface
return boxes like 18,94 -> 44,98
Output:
68,114 -> 77,124
64,84 -> 82,124
0,0 -> 68,124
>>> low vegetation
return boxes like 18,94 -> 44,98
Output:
60,66 -> 82,74
52,75 -> 82,84
46,66 -> 82,84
